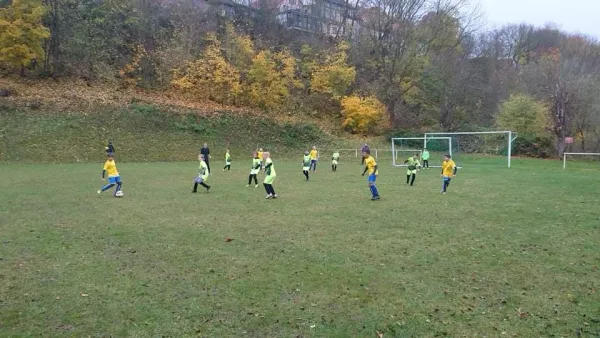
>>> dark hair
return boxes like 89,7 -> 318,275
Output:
444,154 -> 451,158
364,149 -> 371,155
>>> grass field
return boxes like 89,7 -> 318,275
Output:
1,155 -> 599,337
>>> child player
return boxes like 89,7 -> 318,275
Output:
441,154 -> 457,194
309,146 -> 318,172
403,153 -> 421,186
192,153 -> 211,193
422,148 -> 430,168
223,148 -> 232,172
332,150 -> 340,172
302,150 -> 311,181
247,152 -> 261,187
97,153 -> 122,196
257,148 -> 264,170
361,150 -> 380,200
263,152 -> 278,199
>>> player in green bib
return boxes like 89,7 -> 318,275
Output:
302,151 -> 311,181
263,152 -> 277,199
223,148 -> 232,171
403,153 -> 421,186
332,151 -> 340,172
422,148 -> 430,168
193,153 -> 211,193
247,152 -> 261,187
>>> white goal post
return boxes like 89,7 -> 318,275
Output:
391,137 -> 452,167
563,152 -> 600,169
424,131 -> 518,168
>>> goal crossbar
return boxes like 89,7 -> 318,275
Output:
424,131 -> 517,168
563,152 -> 600,169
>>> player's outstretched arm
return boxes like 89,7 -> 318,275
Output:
101,169 -> 106,180
362,166 -> 368,176
453,166 -> 457,176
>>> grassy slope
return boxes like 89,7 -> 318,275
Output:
0,78 -> 387,164
0,157 -> 598,337
0,103 -> 381,163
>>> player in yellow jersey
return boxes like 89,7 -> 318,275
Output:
441,154 -> 457,194
309,146 -> 318,172
97,153 -> 122,196
193,153 -> 211,193
361,150 -> 380,200
257,148 -> 264,170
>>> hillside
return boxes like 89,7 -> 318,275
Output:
0,79 -> 385,163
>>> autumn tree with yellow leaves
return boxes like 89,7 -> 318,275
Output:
340,95 -> 387,134
171,33 -> 241,105
310,41 -> 356,99
0,0 -> 50,74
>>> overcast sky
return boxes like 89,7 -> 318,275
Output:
476,0 -> 600,39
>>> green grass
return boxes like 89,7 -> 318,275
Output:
0,104 -> 340,163
1,156 -> 599,337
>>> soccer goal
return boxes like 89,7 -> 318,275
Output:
563,152 -> 600,169
424,131 -> 517,168
391,137 -> 452,167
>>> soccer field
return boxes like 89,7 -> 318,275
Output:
1,157 -> 599,337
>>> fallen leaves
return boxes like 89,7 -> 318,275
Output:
376,330 -> 384,338
80,292 -> 88,297
225,237 -> 233,242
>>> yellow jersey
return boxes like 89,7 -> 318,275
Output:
199,160 -> 209,178
365,156 -> 378,175
310,149 -> 318,160
103,159 -> 119,177
258,151 -> 264,160
442,159 -> 456,177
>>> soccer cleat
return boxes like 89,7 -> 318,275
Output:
206,186 -> 211,193
272,194 -> 278,199
371,196 -> 381,201
97,190 -> 101,194
265,194 -> 273,199
246,184 -> 250,187
254,185 -> 259,188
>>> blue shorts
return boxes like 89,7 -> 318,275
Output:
368,174 -> 377,183
443,176 -> 451,183
108,176 -> 121,184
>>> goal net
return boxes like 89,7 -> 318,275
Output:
424,131 -> 517,168
391,137 -> 452,167
563,152 -> 600,169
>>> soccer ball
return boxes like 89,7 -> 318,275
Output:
115,191 -> 124,197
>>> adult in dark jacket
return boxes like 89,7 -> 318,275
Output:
200,143 -> 211,173
105,141 -> 115,155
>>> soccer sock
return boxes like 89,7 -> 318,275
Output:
369,184 -> 379,197
101,183 -> 115,192
442,180 -> 448,192
269,185 -> 276,195
200,182 -> 210,190
227,165 -> 230,171
253,174 -> 258,185
410,174 -> 416,186
406,175 -> 410,184
116,182 -> 122,192
248,175 -> 252,185
263,183 -> 270,194
303,170 -> 309,180
193,183 -> 198,192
